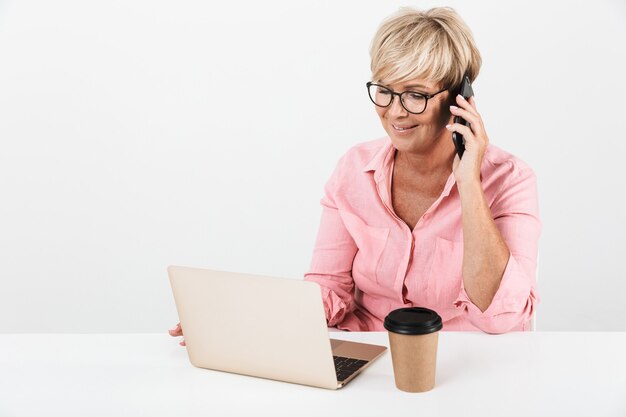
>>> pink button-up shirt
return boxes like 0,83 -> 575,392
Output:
304,137 -> 540,334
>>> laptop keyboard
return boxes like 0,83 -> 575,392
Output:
333,356 -> 368,382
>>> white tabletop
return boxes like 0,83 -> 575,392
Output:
1,332 -> 625,417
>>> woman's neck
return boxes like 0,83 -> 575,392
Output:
394,139 -> 455,179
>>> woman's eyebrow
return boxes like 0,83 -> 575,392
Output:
403,84 -> 429,90
378,81 -> 431,91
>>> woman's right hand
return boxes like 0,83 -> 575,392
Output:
168,322 -> 186,346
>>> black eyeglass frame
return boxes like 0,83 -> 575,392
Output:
366,81 -> 449,115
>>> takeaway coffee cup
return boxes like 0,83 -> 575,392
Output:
384,307 -> 443,392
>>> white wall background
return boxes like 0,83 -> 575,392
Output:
1,0 -> 625,332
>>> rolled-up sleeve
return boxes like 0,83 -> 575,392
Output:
304,160 -> 358,327
454,164 -> 541,334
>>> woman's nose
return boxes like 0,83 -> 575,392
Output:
388,96 -> 408,117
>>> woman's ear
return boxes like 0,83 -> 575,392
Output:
444,91 -> 456,116
446,89 -> 456,106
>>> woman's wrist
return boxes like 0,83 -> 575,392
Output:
455,175 -> 482,197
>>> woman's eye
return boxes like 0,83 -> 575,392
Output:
377,89 -> 391,95
407,93 -> 425,100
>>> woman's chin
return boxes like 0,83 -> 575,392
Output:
389,135 -> 419,151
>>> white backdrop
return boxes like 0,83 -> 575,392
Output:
1,0 -> 625,332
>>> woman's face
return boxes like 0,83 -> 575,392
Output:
374,78 -> 453,155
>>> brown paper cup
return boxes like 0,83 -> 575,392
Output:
384,307 -> 443,393
388,331 -> 439,392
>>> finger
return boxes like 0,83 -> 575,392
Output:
455,94 -> 479,118
449,105 -> 479,127
446,123 -> 473,139
169,323 -> 183,336
180,339 -> 186,346
468,95 -> 478,110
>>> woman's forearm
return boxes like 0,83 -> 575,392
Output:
457,179 -> 510,312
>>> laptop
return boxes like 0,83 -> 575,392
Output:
168,265 -> 387,389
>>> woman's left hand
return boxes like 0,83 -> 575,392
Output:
446,94 -> 489,186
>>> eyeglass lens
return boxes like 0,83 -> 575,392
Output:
368,84 -> 427,114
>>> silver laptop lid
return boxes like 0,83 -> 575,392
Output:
168,266 -> 338,389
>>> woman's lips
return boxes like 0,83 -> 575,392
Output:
392,123 -> 418,135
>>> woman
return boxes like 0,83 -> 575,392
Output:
302,6 -> 540,334
170,6 -> 540,343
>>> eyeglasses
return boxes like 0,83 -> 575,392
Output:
366,82 -> 449,114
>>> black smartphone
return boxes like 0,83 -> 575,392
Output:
452,73 -> 474,159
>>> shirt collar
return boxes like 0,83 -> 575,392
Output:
363,136 -> 458,197
362,138 -> 395,183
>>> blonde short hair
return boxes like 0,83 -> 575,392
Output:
369,7 -> 482,91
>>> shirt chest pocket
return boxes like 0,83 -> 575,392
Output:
340,211 -> 389,284
426,237 -> 464,304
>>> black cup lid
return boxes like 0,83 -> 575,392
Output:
384,307 -> 443,335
